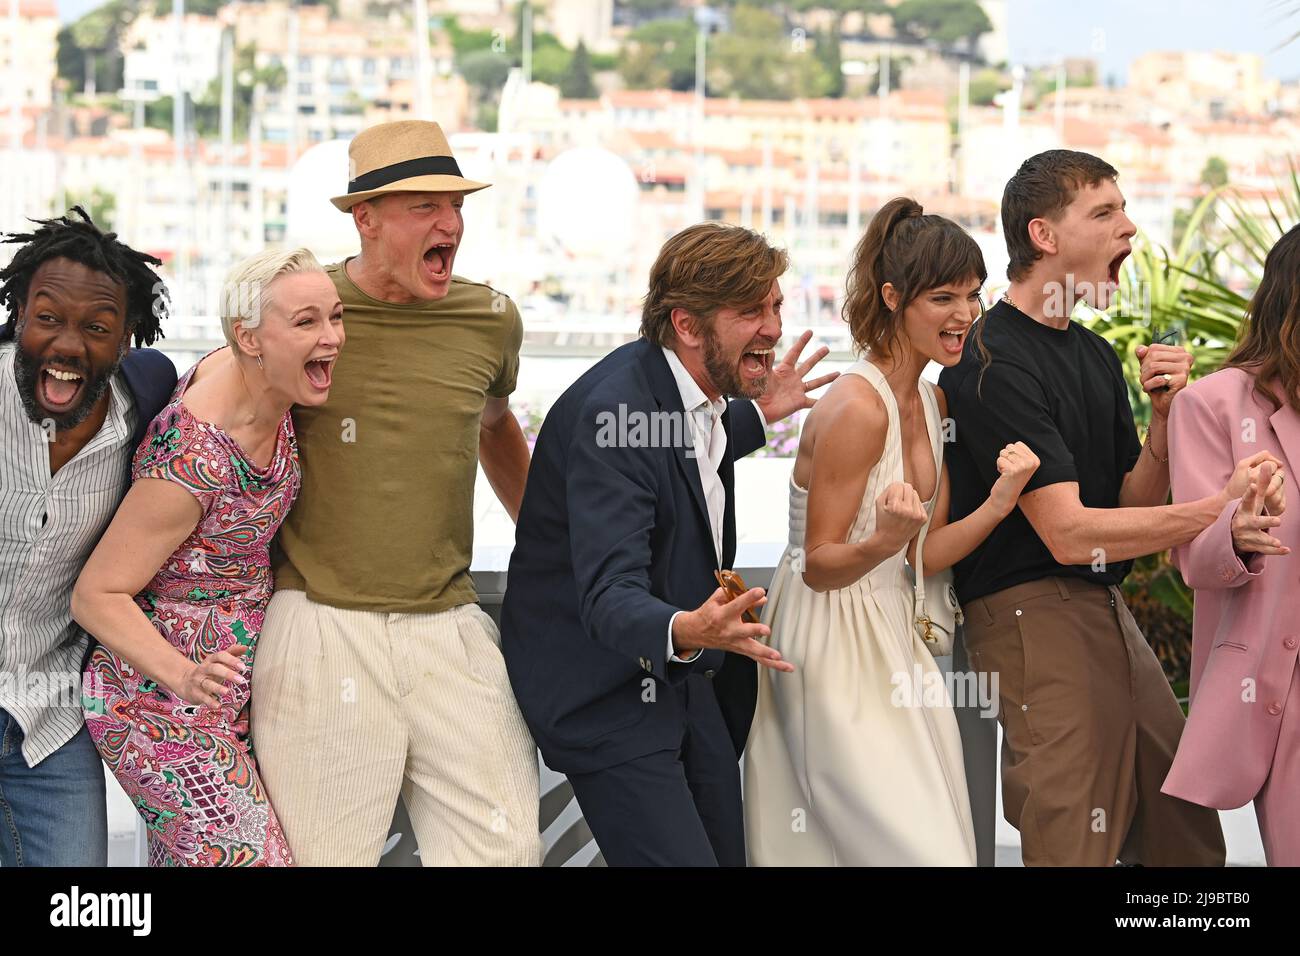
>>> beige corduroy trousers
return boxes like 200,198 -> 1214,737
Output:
250,589 -> 541,866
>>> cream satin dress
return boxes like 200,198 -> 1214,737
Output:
743,359 -> 977,866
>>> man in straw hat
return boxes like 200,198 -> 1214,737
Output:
250,120 -> 540,865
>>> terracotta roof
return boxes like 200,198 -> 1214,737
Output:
1119,124 -> 1173,147
1062,117 -> 1111,147
13,0 -> 57,17
1189,121 -> 1275,137
607,90 -> 694,110
606,89 -> 945,124
19,133 -> 296,171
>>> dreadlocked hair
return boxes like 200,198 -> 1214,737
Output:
0,206 -> 168,348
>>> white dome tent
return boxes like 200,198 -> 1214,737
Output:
284,138 -> 359,263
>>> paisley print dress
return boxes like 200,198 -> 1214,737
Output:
82,354 -> 299,866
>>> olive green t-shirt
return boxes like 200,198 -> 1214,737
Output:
272,259 -> 523,614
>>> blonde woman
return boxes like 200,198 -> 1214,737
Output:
74,249 -> 343,866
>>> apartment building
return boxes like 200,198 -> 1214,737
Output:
1,0 -> 59,109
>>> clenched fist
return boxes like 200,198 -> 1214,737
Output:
875,481 -> 928,552
989,441 -> 1041,515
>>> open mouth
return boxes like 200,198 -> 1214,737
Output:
939,327 -> 967,355
423,242 -> 454,283
741,347 -> 775,378
1107,247 -> 1131,285
40,365 -> 87,411
304,356 -> 336,391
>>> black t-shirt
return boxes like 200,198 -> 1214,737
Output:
937,300 -> 1143,603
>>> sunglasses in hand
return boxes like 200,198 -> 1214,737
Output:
714,569 -> 762,625
1149,327 -> 1183,393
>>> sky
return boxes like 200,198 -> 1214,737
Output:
51,0 -> 1300,82
1006,0 -> 1300,81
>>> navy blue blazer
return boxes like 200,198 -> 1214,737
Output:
1,320 -> 177,457
120,348 -> 178,452
501,339 -> 766,775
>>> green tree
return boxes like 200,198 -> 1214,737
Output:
457,48 -> 512,91
892,0 -> 991,49
188,42 -> 286,139
708,4 -> 833,100
57,0 -> 138,95
1200,156 -> 1229,190
529,44 -> 572,86
64,187 -> 118,231
153,0 -> 229,14
143,93 -> 174,131
790,0 -> 888,28
620,0 -> 681,12
1173,157 -> 1231,247
445,17 -> 498,60
561,41 -> 599,99
967,68 -> 1008,106
814,26 -> 843,98
138,41 -> 285,139
1029,63 -> 1097,101
618,19 -> 697,91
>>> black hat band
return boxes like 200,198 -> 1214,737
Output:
348,155 -> 467,194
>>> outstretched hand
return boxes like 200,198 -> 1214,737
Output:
755,330 -> 839,425
671,587 -> 794,672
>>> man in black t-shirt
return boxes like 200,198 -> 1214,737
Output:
940,150 -> 1272,866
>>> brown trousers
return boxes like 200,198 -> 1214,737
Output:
963,576 -> 1225,866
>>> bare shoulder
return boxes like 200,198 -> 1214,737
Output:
121,472 -> 205,523
178,351 -> 228,422
815,372 -> 887,429
807,373 -> 888,463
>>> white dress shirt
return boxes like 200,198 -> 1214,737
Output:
660,347 -> 768,663
0,343 -> 137,766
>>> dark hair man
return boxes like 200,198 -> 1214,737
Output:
0,208 -> 175,866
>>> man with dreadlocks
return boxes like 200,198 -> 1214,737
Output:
0,207 -> 175,866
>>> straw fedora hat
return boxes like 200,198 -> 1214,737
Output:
330,120 -> 490,212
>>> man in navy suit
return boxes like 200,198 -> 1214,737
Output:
501,223 -> 835,865
0,209 -> 175,865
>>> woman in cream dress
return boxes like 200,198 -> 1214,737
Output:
744,199 -> 1039,866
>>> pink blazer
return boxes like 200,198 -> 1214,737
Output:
1162,367 -> 1300,809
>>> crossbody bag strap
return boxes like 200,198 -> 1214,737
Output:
913,380 -> 945,614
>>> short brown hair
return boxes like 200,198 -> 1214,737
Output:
843,197 -> 987,358
1002,149 -> 1118,282
640,222 -> 788,347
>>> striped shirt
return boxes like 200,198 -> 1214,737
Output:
0,342 -> 137,767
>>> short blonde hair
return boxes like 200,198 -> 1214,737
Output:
219,247 -> 325,350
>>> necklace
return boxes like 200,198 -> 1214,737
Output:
1001,290 -> 1019,311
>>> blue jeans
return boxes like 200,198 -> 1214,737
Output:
0,709 -> 107,866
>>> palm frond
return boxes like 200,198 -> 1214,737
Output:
1269,0 -> 1300,48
